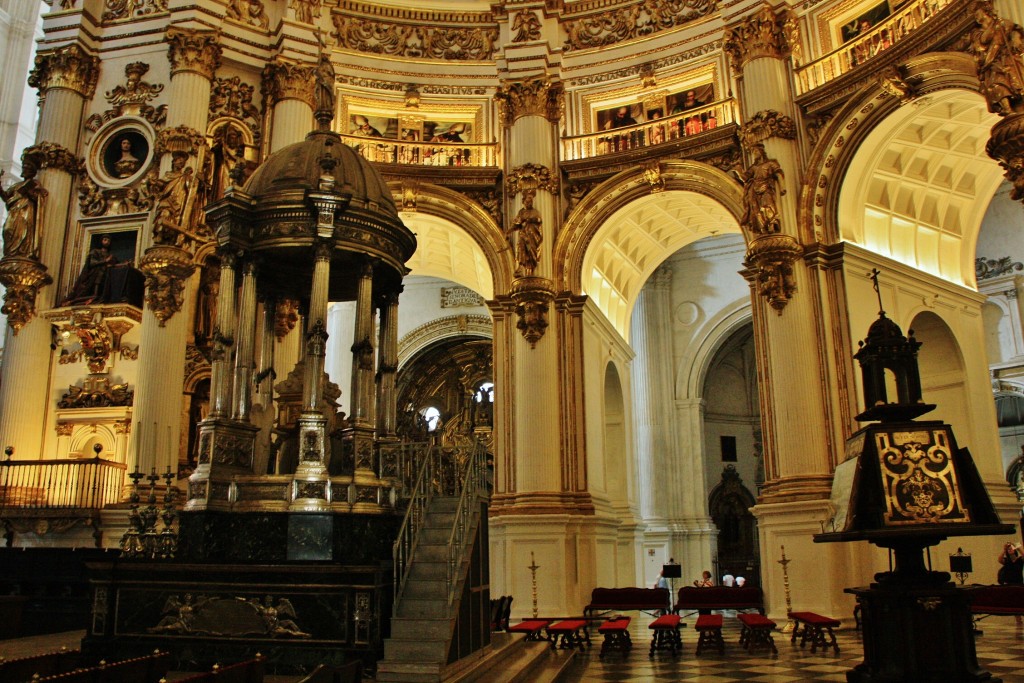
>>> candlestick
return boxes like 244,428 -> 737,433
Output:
777,545 -> 795,633
528,551 -> 540,618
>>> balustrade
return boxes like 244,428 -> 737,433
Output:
340,135 -> 500,168
0,450 -> 126,511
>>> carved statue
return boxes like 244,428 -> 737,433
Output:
314,52 -> 336,120
0,170 -> 46,260
226,0 -> 269,29
152,153 -> 193,244
508,189 -> 542,276
211,123 -> 248,200
290,0 -> 321,24
739,144 -> 786,235
970,3 -> 1024,115
64,234 -> 118,305
512,10 -> 542,43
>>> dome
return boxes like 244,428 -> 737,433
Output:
243,129 -> 399,219
863,313 -> 905,345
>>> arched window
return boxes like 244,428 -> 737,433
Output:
419,406 -> 441,432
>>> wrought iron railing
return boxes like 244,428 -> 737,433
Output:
445,440 -> 489,606
0,456 -> 126,511
561,99 -> 737,161
339,135 -> 500,168
794,0 -> 953,95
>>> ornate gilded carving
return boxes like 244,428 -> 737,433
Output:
22,142 -> 85,177
562,0 -> 715,52
56,422 -> 74,437
59,376 -> 134,408
166,27 -> 221,80
506,163 -> 558,198
805,113 -> 835,149
290,0 -> 322,23
976,255 -> 1024,280
744,233 -> 801,313
102,0 -> 168,21
986,113 -> 1024,203
209,76 -> 261,141
139,245 -> 196,326
642,160 -> 664,192
28,43 -> 99,98
877,65 -> 916,103
510,276 -> 555,348
155,126 -> 207,158
969,1 -> 1024,116
495,77 -> 563,126
86,62 -> 166,132
332,13 -> 497,61
262,58 -> 317,108
508,190 -> 542,276
275,298 -> 300,340
875,428 -> 969,524
723,5 -> 798,74
738,110 -> 797,149
0,171 -> 46,260
739,143 -> 786,235
226,0 -> 269,29
78,179 -> 152,218
512,10 -> 542,43
404,84 -> 421,108
465,189 -> 502,228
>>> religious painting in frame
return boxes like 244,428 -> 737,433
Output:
423,120 -> 473,143
348,113 -> 398,139
840,1 -> 891,43
666,84 -> 715,115
595,103 -> 643,131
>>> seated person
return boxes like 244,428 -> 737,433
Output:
693,570 -> 713,587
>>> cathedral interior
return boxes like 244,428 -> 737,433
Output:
1,0 -> 1024,679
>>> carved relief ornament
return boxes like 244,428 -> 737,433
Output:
723,5 -> 798,75
332,13 -> 497,61
155,126 -> 207,159
506,163 -> 558,198
209,76 -> 261,141
166,28 -> 222,80
987,113 -> 1024,204
138,245 -> 196,325
262,59 -> 317,108
510,275 -> 555,348
22,142 -> 86,177
495,77 -> 564,126
103,0 -> 168,22
226,0 -> 270,29
744,233 -> 801,314
738,110 -> 797,149
0,257 -> 51,334
28,43 -> 100,99
562,0 -> 716,52
87,62 -> 166,131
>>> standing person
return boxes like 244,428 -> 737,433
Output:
998,541 -> 1024,623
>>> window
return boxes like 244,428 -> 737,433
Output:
721,435 -> 737,462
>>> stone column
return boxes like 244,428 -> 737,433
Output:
231,259 -> 258,421
350,261 -> 375,429
209,250 -> 237,419
132,29 -> 220,476
0,44 -> 96,459
376,290 -> 399,438
262,58 -> 316,153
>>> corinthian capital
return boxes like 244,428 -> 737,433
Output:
261,58 -> 317,108
28,43 -> 99,98
22,142 -> 86,176
166,27 -> 222,80
723,5 -> 798,75
495,76 -> 564,127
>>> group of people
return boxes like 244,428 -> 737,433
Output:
653,568 -> 746,589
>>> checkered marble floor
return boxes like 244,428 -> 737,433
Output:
556,614 -> 1024,682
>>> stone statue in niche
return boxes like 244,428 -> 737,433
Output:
0,169 -> 46,260
64,234 -> 118,305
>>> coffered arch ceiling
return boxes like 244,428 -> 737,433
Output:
401,211 -> 494,299
582,190 -> 741,340
837,90 -> 1003,287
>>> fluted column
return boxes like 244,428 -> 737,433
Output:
350,261 -> 375,427
263,58 -> 316,153
376,291 -> 399,437
254,301 -> 275,409
0,44 -> 96,459
209,250 -> 237,418
164,27 -> 221,130
231,259 -> 258,421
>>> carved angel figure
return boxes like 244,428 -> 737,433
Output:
971,3 -> 1024,115
739,144 -> 786,235
512,10 -> 542,43
253,596 -> 311,638
148,593 -> 207,634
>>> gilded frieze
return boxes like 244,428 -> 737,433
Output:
166,28 -> 222,81
209,76 -> 262,142
28,43 -> 100,99
102,0 -> 168,22
561,0 -> 716,53
332,13 -> 497,61
723,5 -> 798,75
226,0 -> 269,29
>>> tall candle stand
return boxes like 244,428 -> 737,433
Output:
777,545 -> 795,633
528,552 -> 540,618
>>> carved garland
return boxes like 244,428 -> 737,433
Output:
562,0 -> 716,52
331,13 -> 498,61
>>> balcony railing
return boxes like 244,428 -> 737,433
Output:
0,457 -> 127,511
794,0 -> 953,95
339,135 -> 500,168
561,99 -> 738,162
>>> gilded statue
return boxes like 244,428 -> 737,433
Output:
0,170 -> 46,260
512,10 -> 542,43
314,52 -> 336,121
739,144 -> 786,235
151,153 -> 193,244
508,189 -> 542,276
290,0 -> 321,24
970,3 -> 1024,115
226,0 -> 269,29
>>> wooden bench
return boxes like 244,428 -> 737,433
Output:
546,619 -> 591,652
788,611 -> 841,653
648,613 -> 684,657
674,586 -> 764,615
584,587 -> 669,618
597,616 -> 632,658
737,613 -> 777,654
694,614 -> 724,655
970,584 -> 1024,620
508,619 -> 551,641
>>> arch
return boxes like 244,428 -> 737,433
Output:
556,160 -> 745,338
909,309 -> 970,434
677,295 -> 753,400
69,423 -> 118,459
389,181 -> 513,298
803,51 -> 1003,286
397,313 -> 492,369
601,361 -> 628,499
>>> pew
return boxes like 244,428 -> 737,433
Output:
583,587 -> 670,617
970,584 -> 1024,619
673,586 -> 764,615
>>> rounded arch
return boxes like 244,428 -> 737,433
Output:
601,361 -> 628,499
677,295 -> 753,401
69,424 -> 118,460
389,181 -> 513,297
397,313 -> 492,370
556,160 -> 745,338
909,309 -> 971,435
803,51 -> 1003,286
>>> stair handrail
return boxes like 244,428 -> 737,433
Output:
393,442 -> 440,614
445,440 -> 491,605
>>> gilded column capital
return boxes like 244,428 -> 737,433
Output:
738,110 -> 797,150
138,245 -> 196,326
495,76 -> 564,126
28,43 -> 99,98
262,58 -> 317,108
987,113 -> 1024,204
155,125 -> 208,157
166,27 -> 222,80
743,234 -> 802,314
506,163 -> 559,197
22,142 -> 86,177
723,5 -> 798,75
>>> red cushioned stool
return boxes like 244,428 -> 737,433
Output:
597,616 -> 632,658
738,613 -> 777,654
508,619 -> 551,642
694,614 -> 724,655
648,613 -> 684,657
788,611 -> 840,653
546,619 -> 591,652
